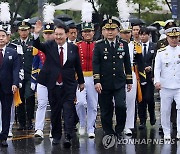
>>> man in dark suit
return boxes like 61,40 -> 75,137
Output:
33,20 -> 84,148
93,17 -> 132,139
138,27 -> 156,129
0,29 -> 19,147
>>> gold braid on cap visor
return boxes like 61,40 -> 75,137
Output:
167,31 -> 180,37
104,23 -> 118,29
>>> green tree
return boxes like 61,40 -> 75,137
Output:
3,0 -> 63,25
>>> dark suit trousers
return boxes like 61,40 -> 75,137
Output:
138,80 -> 155,124
17,80 -> 35,126
0,87 -> 13,140
98,87 -> 126,135
48,85 -> 76,140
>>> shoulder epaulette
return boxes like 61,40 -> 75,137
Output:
157,47 -> 166,53
96,39 -> 104,44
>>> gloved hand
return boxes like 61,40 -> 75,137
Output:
19,83 -> 22,88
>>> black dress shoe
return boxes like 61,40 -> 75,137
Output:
63,134 -> 71,148
1,140 -> 8,147
139,123 -> 146,130
52,138 -> 60,145
17,125 -> 26,130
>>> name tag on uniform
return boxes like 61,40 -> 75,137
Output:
8,56 -> 12,60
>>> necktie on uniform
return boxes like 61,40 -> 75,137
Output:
143,43 -> 147,60
0,49 -> 3,66
21,41 -> 25,46
57,47 -> 63,84
111,42 -> 115,50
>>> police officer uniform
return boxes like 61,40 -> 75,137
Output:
154,27 -> 180,139
12,21 -> 35,130
76,22 -> 98,138
93,18 -> 132,136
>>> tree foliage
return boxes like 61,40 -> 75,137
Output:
3,0 -> 63,25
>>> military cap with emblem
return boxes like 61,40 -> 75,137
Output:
17,21 -> 31,30
0,2 -> 11,34
42,3 -> 55,33
164,19 -> 177,30
102,16 -> 120,29
81,1 -> 94,31
117,0 -> 132,32
165,27 -> 180,37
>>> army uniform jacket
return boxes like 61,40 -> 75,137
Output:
154,45 -> 180,89
12,38 -> 34,81
93,39 -> 132,90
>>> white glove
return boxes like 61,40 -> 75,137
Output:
31,83 -> 36,91
19,83 -> 22,88
19,69 -> 24,80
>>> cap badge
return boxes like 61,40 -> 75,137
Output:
46,25 -> 50,29
109,19 -> 112,23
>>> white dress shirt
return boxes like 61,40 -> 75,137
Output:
1,46 -> 6,57
58,42 -> 67,65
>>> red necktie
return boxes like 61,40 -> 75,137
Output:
0,49 -> 3,66
57,47 -> 63,83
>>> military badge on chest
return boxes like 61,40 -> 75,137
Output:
117,43 -> 125,59
118,43 -> 124,51
103,48 -> 108,60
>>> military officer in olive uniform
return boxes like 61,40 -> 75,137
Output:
93,17 -> 132,138
12,21 -> 35,130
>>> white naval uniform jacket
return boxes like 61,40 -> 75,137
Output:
154,45 -> 180,89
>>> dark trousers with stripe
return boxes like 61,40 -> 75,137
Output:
98,87 -> 126,135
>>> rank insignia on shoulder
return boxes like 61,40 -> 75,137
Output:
96,39 -> 103,43
157,47 -> 166,52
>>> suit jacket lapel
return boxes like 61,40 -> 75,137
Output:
64,43 -> 71,66
51,41 -> 61,66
